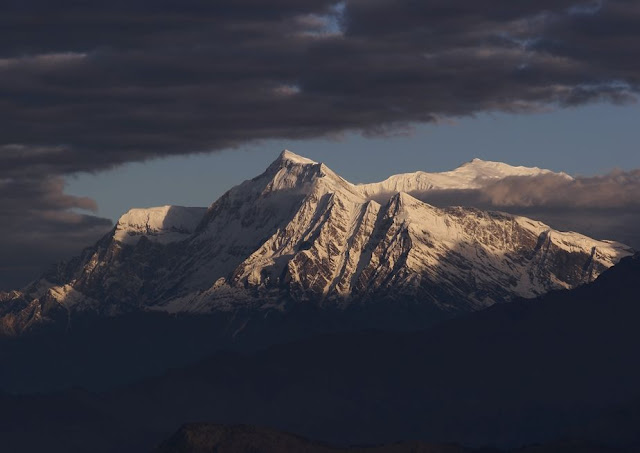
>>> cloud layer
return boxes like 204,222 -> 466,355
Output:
406,170 -> 640,249
1,0 -> 639,175
2,0 -> 640,288
0,176 -> 112,289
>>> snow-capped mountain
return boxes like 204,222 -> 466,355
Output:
359,157 -> 573,200
114,205 -> 207,245
0,150 -> 633,335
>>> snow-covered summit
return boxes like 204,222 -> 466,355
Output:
359,158 -> 572,199
230,148 -> 361,201
114,205 -> 207,245
455,158 -> 573,182
277,149 -> 317,165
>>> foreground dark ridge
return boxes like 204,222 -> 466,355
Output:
0,254 -> 638,453
155,423 -> 624,453
155,423 -> 496,453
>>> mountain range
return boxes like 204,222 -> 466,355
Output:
0,150 -> 632,336
1,151 -> 638,453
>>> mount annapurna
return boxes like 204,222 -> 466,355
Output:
0,150 -> 633,336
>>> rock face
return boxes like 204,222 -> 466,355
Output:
0,150 -> 633,335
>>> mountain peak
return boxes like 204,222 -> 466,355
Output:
389,191 -> 419,206
114,205 -> 207,245
358,157 -> 573,200
277,149 -> 317,165
460,157 -> 519,169
451,157 -> 574,183
457,157 -> 565,176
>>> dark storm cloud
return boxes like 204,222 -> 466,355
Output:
1,0 -> 640,287
0,176 -> 112,289
2,0 -> 640,176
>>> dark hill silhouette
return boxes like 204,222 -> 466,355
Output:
154,423 -> 496,453
153,424 -> 624,453
0,253 -> 638,452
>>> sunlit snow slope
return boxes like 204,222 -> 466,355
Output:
0,150 -> 632,335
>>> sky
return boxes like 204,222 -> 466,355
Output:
2,0 -> 640,289
66,103 -> 640,222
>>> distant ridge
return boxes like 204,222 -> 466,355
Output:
359,156 -> 572,198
